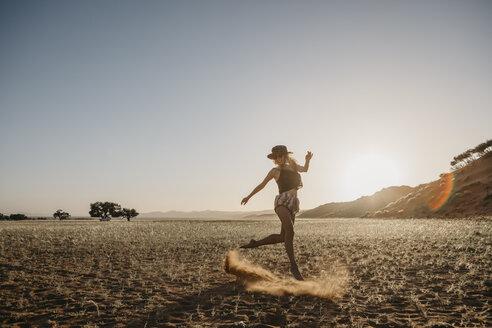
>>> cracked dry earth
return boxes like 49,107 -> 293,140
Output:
0,218 -> 490,327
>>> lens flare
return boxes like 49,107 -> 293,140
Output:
428,173 -> 454,211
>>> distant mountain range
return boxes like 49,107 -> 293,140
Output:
139,209 -> 277,219
7,150 -> 491,220
3,210 -> 278,220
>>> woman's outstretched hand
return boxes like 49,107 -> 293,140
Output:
305,151 -> 313,161
241,197 -> 249,205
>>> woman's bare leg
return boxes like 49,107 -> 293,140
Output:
240,226 -> 285,248
275,206 -> 303,280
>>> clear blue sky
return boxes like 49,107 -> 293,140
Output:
1,0 -> 491,216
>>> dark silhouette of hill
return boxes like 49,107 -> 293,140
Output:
299,186 -> 414,218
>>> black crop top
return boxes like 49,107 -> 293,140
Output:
276,167 -> 302,193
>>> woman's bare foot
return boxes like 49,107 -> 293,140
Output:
240,239 -> 257,249
290,265 -> 304,281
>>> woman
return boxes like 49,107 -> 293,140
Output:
240,145 -> 313,280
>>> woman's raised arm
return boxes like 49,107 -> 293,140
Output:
241,168 -> 277,205
297,151 -> 313,172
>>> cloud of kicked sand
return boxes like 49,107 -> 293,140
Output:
223,250 -> 349,300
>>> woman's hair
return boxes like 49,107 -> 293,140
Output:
274,154 -> 299,172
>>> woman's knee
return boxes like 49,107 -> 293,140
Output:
282,223 -> 294,239
284,229 -> 294,239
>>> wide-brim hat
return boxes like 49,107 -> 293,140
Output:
267,145 -> 293,159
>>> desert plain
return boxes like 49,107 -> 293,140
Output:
0,218 -> 490,327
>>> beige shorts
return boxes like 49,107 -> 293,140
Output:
274,192 -> 300,215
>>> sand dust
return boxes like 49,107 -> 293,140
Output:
223,250 -> 349,300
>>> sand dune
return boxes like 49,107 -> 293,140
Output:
300,153 -> 492,218
372,154 -> 492,218
299,186 -> 413,218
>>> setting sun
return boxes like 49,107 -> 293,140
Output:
344,152 -> 401,200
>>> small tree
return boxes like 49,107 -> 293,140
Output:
451,139 -> 492,170
9,214 -> 28,220
53,209 -> 70,220
89,202 -> 122,219
121,208 -> 139,221
474,139 -> 492,156
0,213 -> 6,220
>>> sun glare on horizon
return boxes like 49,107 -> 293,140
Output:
343,152 -> 401,200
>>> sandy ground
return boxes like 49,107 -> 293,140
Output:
0,218 -> 490,327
